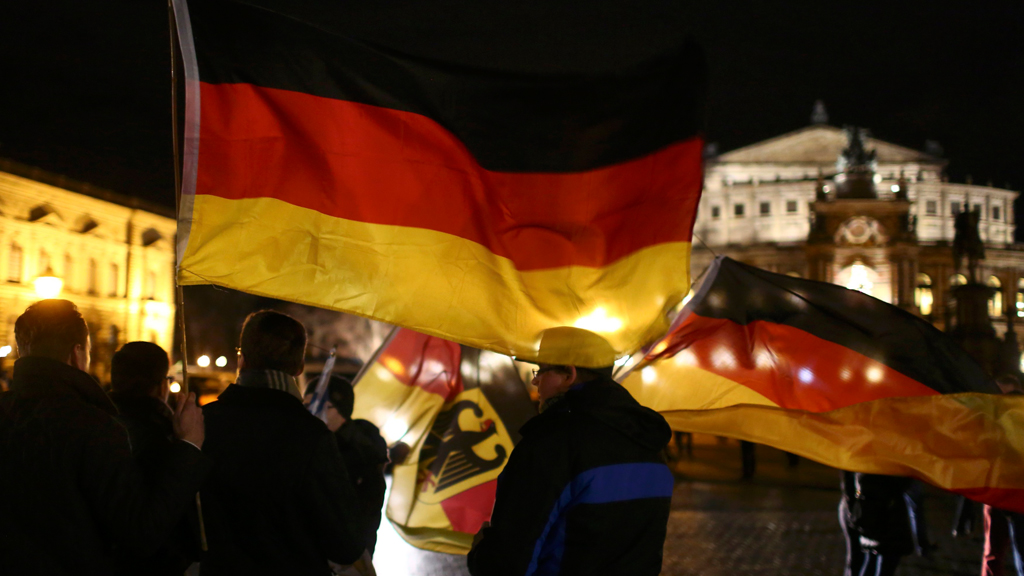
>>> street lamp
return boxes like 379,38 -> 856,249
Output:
196,355 -> 211,368
0,345 -> 11,358
215,355 -> 228,368
33,266 -> 64,299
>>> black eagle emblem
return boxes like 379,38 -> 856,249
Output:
418,400 -> 508,493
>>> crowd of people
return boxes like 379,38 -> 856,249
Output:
0,299 -> 676,575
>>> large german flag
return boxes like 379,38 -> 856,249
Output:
351,329 -> 536,553
170,0 -> 706,367
622,256 -> 1024,512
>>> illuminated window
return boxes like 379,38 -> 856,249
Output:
63,254 -> 74,292
88,259 -> 98,295
108,264 -> 119,297
1017,278 -> 1024,317
915,273 -> 933,316
988,276 -> 1003,317
8,244 -> 23,283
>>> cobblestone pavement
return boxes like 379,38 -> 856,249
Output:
373,438 -> 993,576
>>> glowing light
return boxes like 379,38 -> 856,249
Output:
169,382 -> 181,394
674,349 -> 699,366
891,184 -> 900,193
866,366 -> 884,383
614,355 -> 632,368
33,273 -> 64,299
839,367 -> 853,382
641,367 -> 657,384
846,262 -> 873,295
651,341 -> 669,355
215,356 -> 228,368
711,346 -> 737,370
873,174 -> 883,184
681,290 -> 695,307
0,345 -> 11,358
797,368 -> 814,384
573,307 -> 623,333
383,418 -> 408,441
196,355 -> 211,368
1020,356 -> 1024,373
382,356 -> 406,377
754,349 -> 774,370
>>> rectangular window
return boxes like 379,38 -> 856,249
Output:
974,204 -> 983,216
951,202 -> 961,215
993,206 -> 1001,221
7,245 -> 23,283
786,200 -> 798,213
710,205 -> 721,219
759,201 -> 771,216
734,204 -> 745,218
108,264 -> 119,297
925,200 -> 937,215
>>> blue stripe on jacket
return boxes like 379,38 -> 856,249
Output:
525,462 -> 674,576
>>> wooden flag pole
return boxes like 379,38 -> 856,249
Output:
168,0 -> 208,553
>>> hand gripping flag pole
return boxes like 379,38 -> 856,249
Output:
168,0 -> 207,552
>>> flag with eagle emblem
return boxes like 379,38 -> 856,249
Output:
351,329 -> 536,553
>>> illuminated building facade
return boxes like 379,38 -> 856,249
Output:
0,160 -> 177,381
692,123 -> 1023,338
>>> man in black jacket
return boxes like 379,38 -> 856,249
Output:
0,299 -> 209,575
467,329 -> 674,576
324,375 -> 389,557
109,341 -> 198,575
199,310 -> 365,575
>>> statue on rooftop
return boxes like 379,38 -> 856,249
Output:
953,205 -> 985,282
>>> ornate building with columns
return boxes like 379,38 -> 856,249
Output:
0,160 -> 177,381
691,123 -> 1023,339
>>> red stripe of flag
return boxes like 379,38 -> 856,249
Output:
197,82 -> 704,271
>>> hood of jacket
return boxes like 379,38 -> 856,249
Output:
10,356 -> 117,417
526,377 -> 671,452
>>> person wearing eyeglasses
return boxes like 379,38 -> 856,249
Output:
468,327 -> 674,576
109,341 -> 198,576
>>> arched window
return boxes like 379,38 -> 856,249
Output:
108,264 -> 119,297
950,274 -> 967,287
1017,278 -> 1024,318
146,270 -> 156,300
915,273 -> 933,316
988,276 -> 1003,317
39,250 -> 51,275
63,254 -> 74,292
88,259 -> 98,295
7,244 -> 23,283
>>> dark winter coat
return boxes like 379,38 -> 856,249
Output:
840,471 -> 915,556
334,419 -> 388,556
0,357 -> 210,576
109,392 -> 200,576
199,384 -> 365,575
467,377 -> 674,576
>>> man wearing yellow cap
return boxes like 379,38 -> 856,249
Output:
467,328 -> 674,576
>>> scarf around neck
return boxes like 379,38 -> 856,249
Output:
235,369 -> 302,400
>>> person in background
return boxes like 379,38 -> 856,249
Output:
839,471 -> 916,576
199,310 -> 367,575
0,299 -> 208,575
108,341 -> 198,575
324,375 -> 389,558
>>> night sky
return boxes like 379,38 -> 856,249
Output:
3,2 -> 1022,208
2,1 -> 1021,361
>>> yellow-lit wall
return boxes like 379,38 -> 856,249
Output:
0,169 -> 177,382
